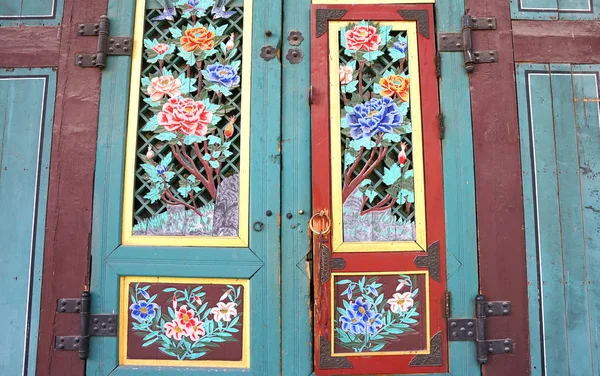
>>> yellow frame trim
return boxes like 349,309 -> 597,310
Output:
329,21 -> 427,253
313,0 -> 434,3
121,0 -> 252,247
119,276 -> 251,368
330,271 -> 431,357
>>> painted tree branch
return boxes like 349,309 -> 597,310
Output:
169,142 -> 218,200
360,194 -> 395,216
161,178 -> 204,217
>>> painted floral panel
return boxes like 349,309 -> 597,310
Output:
333,273 -> 427,354
132,0 -> 245,237
338,21 -> 417,243
126,281 -> 245,361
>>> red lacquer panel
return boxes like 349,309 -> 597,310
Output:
311,4 -> 446,374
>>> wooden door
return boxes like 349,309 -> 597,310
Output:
309,2 -> 483,375
465,1 -> 600,376
86,0 -> 283,373
0,70 -> 56,376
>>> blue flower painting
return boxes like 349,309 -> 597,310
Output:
205,63 -> 240,88
334,275 -> 422,353
345,97 -> 403,140
130,300 -> 158,322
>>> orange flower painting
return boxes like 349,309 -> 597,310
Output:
378,74 -> 410,102
180,26 -> 215,52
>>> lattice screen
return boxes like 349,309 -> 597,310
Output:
339,29 -> 415,232
132,3 -> 245,234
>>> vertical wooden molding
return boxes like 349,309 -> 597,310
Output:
34,0 -> 107,375
464,0 -> 531,375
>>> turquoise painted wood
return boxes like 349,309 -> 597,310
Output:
281,0 -> 313,374
435,1 -> 481,375
0,69 -> 56,376
86,0 -> 282,375
518,63 -> 600,376
0,0 -> 64,25
510,0 -> 600,20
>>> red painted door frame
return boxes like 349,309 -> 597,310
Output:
0,1 -> 108,375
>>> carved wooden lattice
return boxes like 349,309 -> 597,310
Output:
132,2 -> 245,236
338,23 -> 416,243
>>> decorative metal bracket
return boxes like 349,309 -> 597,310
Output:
319,244 -> 346,284
397,10 -> 430,39
448,295 -> 513,364
319,336 -> 352,369
414,240 -> 440,282
437,15 -> 497,73
315,9 -> 347,38
410,332 -> 443,366
55,291 -> 118,360
75,15 -> 131,69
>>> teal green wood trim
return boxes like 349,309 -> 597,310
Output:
0,0 -> 64,26
510,0 -> 599,20
246,1 -> 282,375
435,1 -> 481,375
281,0 -> 312,374
572,64 -> 600,376
0,68 -> 56,376
109,366 -> 253,375
549,64 -> 595,375
516,63 -> 546,376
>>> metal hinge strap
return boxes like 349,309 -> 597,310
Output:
448,295 -> 513,364
437,15 -> 497,73
438,113 -> 445,140
55,291 -> 118,359
75,15 -> 131,69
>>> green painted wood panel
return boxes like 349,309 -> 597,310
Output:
281,0 -> 312,374
0,0 -> 64,25
511,0 -> 599,20
435,1 -> 481,375
518,63 -> 600,376
0,69 -> 56,376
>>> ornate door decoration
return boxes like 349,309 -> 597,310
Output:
311,4 -> 447,375
122,0 -> 251,247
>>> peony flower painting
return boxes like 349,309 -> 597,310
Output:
339,21 -> 417,243
333,274 -> 423,354
127,281 -> 245,361
133,0 -> 244,237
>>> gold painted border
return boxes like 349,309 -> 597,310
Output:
330,270 -> 431,357
329,21 -> 427,253
119,276 -> 251,368
121,0 -> 252,247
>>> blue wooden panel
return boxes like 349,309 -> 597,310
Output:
549,64 -> 594,375
511,0 -> 599,20
0,0 -> 64,25
281,0 -> 312,374
572,64 -> 600,376
518,64 -> 600,376
0,69 -> 56,376
435,1 -> 481,375
516,63 -> 545,376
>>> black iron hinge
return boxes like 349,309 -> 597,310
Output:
448,295 -> 513,364
435,52 -> 442,78
75,15 -> 132,69
437,15 -> 497,73
438,113 -> 445,140
55,291 -> 117,360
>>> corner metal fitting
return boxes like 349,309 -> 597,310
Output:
75,15 -> 132,69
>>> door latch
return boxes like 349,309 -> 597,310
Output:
75,15 -> 132,69
55,291 -> 118,360
437,15 -> 497,73
448,295 -> 513,364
